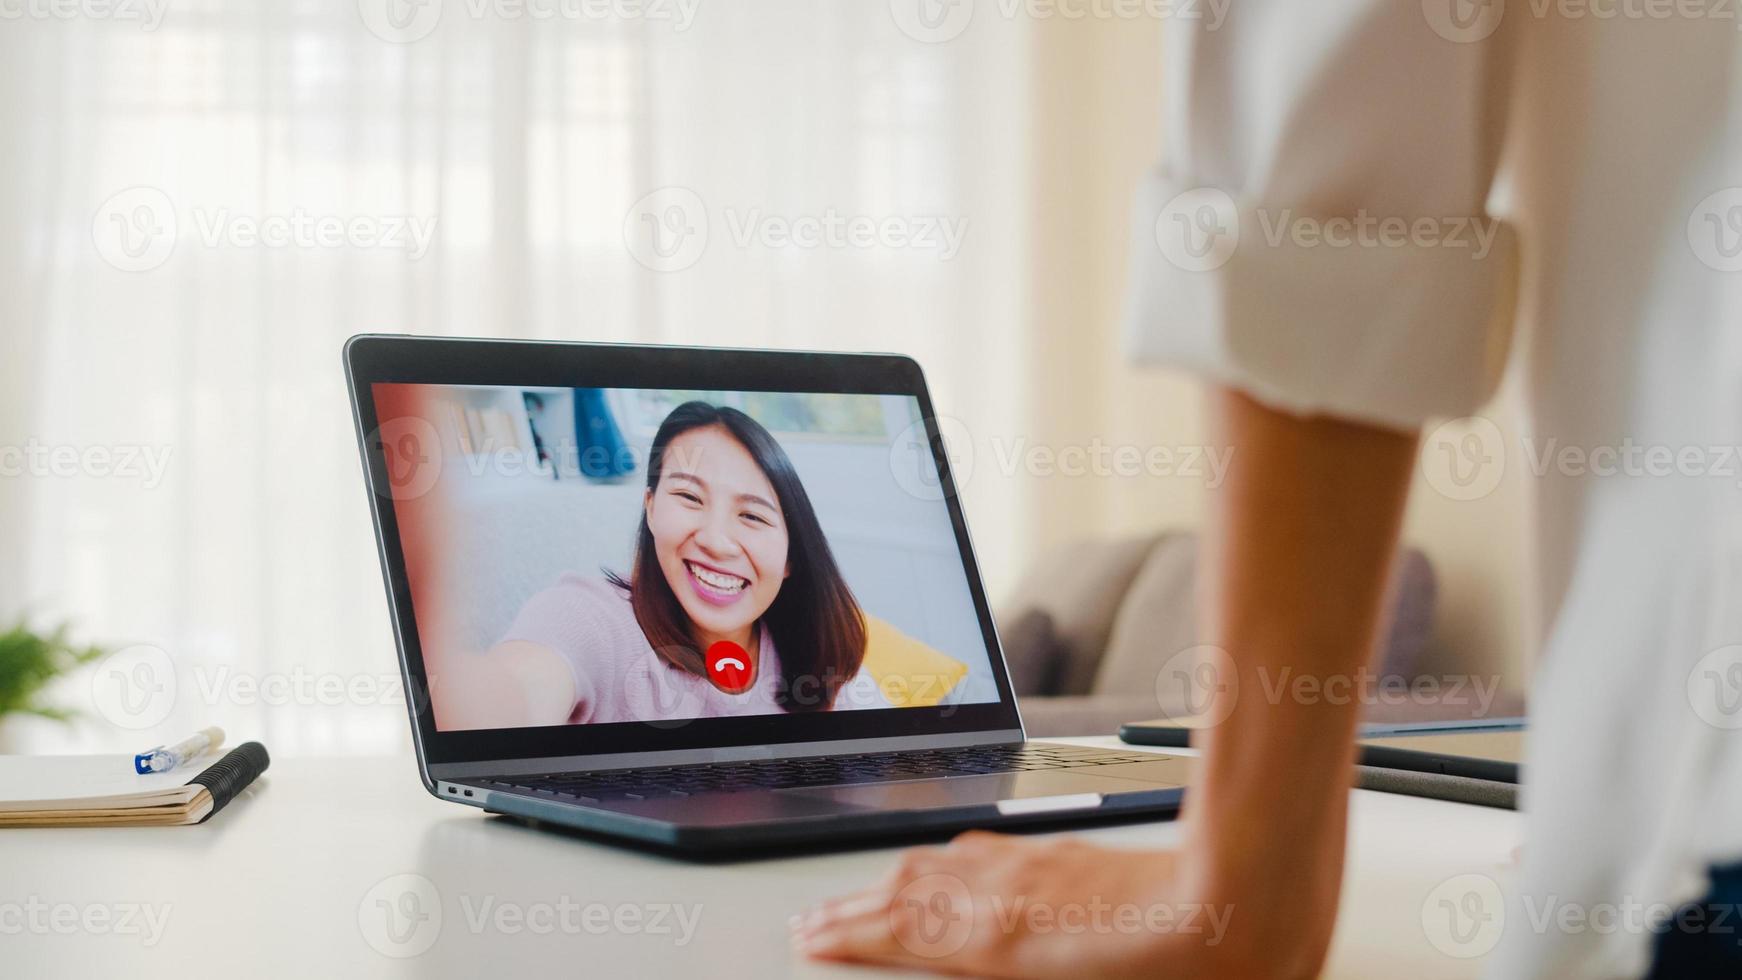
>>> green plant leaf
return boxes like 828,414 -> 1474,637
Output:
0,618 -> 109,723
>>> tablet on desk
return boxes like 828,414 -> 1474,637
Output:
1358,727 -> 1524,783
1120,716 -> 1526,783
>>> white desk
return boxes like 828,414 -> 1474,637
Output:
2,738 -> 1520,978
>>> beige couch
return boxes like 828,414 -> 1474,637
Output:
997,532 -> 1523,736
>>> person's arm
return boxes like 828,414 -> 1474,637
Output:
425,640 -> 577,730
1180,385 -> 1420,972
790,387 -> 1418,977
796,1 -> 1511,970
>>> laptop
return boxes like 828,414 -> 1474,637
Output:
344,335 -> 1190,854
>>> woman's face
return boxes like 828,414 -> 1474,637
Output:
645,424 -> 790,644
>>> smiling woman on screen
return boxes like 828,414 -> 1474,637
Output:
428,401 -> 924,728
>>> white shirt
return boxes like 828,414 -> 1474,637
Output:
1125,4 -> 1742,976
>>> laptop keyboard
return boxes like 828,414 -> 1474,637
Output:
482,743 -> 1164,803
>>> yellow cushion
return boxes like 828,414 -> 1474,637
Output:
859,615 -> 968,708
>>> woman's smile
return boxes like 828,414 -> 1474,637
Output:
683,558 -> 752,605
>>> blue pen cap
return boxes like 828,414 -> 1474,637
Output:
134,749 -> 160,774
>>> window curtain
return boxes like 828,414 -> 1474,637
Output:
0,0 -> 1077,753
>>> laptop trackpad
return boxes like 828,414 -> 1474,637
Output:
780,770 -> 1169,812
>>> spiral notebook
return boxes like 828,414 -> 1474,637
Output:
0,741 -> 270,827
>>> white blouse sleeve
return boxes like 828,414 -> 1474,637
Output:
1125,0 -> 1519,430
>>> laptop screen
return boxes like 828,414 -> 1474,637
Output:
371,382 -> 1003,736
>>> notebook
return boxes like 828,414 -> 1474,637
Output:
0,741 -> 270,827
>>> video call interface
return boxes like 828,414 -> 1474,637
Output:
373,383 -> 1001,732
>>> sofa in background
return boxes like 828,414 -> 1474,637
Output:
997,531 -> 1524,736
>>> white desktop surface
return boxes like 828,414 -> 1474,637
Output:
1,737 -> 1520,978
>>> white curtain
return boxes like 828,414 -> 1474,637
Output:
0,0 -> 1048,754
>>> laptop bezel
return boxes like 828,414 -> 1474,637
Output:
343,334 -> 1026,781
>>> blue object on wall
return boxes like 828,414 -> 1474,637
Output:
574,388 -> 635,481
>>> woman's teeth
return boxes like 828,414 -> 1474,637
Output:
687,562 -> 748,593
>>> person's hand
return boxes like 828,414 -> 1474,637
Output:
789,829 -> 1335,979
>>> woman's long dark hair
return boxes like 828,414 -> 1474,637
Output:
608,401 -> 867,712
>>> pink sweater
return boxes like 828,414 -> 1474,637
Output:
499,573 -> 888,724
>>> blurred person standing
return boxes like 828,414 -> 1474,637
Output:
797,4 -> 1742,976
